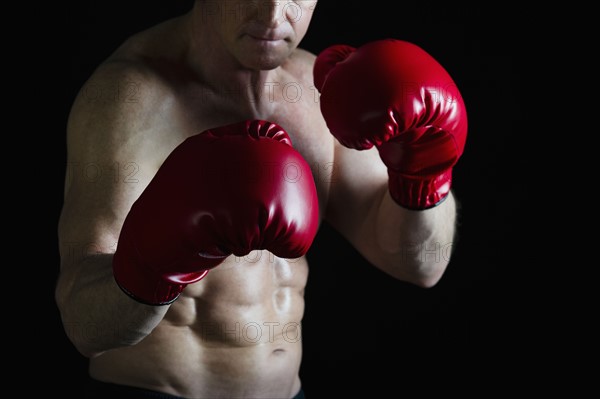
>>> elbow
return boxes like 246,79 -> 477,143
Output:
55,308 -> 104,359
71,339 -> 105,360
56,314 -> 105,359
405,261 -> 449,288
376,256 -> 450,288
55,289 -> 106,359
412,270 -> 444,288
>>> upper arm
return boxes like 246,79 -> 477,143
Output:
58,63 -> 169,269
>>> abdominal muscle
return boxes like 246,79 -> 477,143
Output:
89,251 -> 308,399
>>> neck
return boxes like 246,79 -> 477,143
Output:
181,7 -> 283,113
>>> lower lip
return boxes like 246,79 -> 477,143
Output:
247,35 -> 285,45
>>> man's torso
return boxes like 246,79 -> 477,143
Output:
85,16 -> 334,398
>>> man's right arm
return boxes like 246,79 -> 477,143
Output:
56,64 -> 173,358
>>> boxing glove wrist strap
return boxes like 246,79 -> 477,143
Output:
114,274 -> 185,306
387,169 -> 452,210
113,237 -> 209,306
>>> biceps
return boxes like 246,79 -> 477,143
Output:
58,169 -> 145,261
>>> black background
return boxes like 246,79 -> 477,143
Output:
48,1 -> 522,396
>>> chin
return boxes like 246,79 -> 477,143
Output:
242,54 -> 287,70
257,55 -> 287,70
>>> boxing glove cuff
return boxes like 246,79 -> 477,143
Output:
113,235 -> 209,306
387,169 -> 452,210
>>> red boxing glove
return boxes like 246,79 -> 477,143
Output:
314,39 -> 468,210
113,120 -> 320,305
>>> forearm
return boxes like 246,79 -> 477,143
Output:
55,254 -> 169,358
370,188 -> 457,287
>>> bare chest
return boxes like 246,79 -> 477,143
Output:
174,82 -> 335,210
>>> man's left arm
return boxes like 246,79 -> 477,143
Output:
316,40 -> 467,287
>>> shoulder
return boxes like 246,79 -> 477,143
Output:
70,24 -> 179,120
68,17 -> 185,135
68,52 -> 177,143
71,58 -> 170,119
67,60 -> 168,155
284,47 -> 318,86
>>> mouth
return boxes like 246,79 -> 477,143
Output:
247,34 -> 287,43
243,24 -> 291,43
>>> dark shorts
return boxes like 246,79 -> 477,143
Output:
84,376 -> 305,399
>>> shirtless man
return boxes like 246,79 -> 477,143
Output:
56,1 -> 467,398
